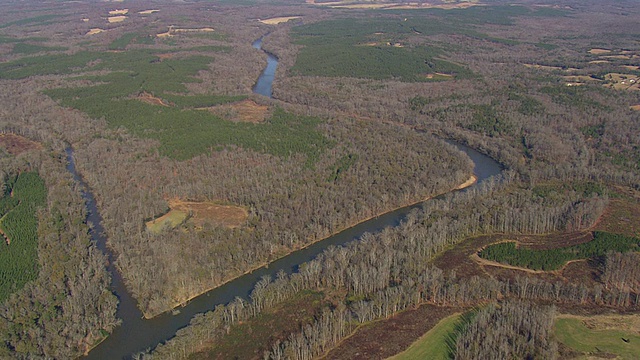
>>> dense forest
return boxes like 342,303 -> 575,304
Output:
0,0 -> 638,358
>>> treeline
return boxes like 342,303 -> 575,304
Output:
148,166 -> 621,359
455,301 -> 557,360
0,148 -> 118,358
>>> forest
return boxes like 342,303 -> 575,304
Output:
0,0 -> 638,359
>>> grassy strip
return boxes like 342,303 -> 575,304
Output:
388,313 -> 461,360
0,172 -> 47,302
555,317 -> 640,359
479,231 -> 640,271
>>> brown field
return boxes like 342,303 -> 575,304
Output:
323,305 -> 463,360
622,65 -> 640,71
107,16 -> 127,23
168,198 -> 248,228
85,28 -> 104,36
589,48 -> 611,55
631,105 -> 640,111
588,60 -> 610,64
604,73 -> 640,91
108,9 -> 128,15
259,16 -> 301,25
309,0 -> 480,10
603,55 -> 632,60
200,99 -> 270,123
139,9 -> 159,15
0,133 -> 42,155
137,92 -> 170,107
559,313 -> 640,333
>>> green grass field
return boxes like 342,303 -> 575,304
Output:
388,313 -> 461,360
146,210 -> 189,234
555,317 -> 640,359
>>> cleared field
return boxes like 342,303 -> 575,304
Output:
631,105 -> 640,111
107,16 -> 127,23
555,315 -> 640,359
604,73 -> 640,91
0,133 -> 42,155
139,10 -> 160,15
259,16 -> 300,25
109,9 -> 128,15
86,28 -> 104,36
146,210 -> 188,234
146,199 -> 248,233
387,313 -> 461,360
588,48 -> 611,54
137,92 -> 170,107
199,99 -> 269,123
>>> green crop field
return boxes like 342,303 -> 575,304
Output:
479,232 -> 640,271
0,172 -> 47,302
555,317 -> 640,359
389,313 -> 461,360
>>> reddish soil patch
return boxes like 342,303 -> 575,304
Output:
203,99 -> 270,123
0,133 -> 42,155
323,305 -> 463,360
631,105 -> 640,111
169,199 -> 248,228
137,92 -> 170,107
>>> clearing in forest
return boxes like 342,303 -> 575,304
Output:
631,105 -> 640,111
86,28 -> 104,36
259,17 -> 300,25
146,199 -> 248,233
555,314 -> 640,359
603,73 -> 640,91
388,313 -> 461,360
107,16 -> 127,23
588,48 -> 611,54
200,99 -> 270,123
109,9 -> 128,15
137,92 -> 170,107
139,10 -> 159,15
0,133 -> 42,155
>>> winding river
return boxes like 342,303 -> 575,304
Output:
80,37 -> 502,359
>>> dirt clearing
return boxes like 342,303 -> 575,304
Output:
588,48 -> 611,55
200,99 -> 269,123
109,9 -> 128,15
631,105 -> 640,111
139,10 -> 159,14
137,92 -> 170,107
107,16 -> 127,23
0,133 -> 42,155
146,199 -> 247,233
85,28 -> 104,36
259,16 -> 300,25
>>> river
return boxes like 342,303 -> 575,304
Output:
80,36 -> 502,359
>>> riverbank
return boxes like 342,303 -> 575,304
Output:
144,174 -> 477,319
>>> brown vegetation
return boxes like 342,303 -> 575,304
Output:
137,92 -> 170,107
168,198 -> 248,228
0,133 -> 42,155
201,99 -> 270,123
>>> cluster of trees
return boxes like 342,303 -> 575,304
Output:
0,145 -> 118,358
455,301 -> 557,360
480,231 -> 639,271
0,172 -> 47,302
149,162 -> 626,359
